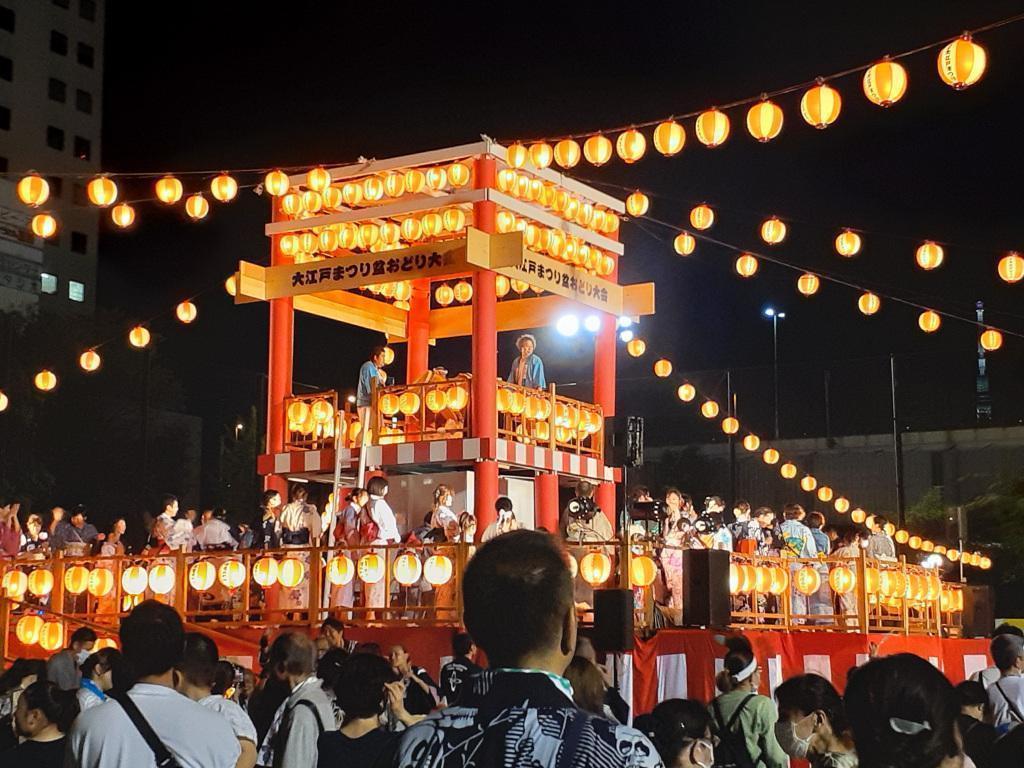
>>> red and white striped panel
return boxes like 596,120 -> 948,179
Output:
256,448 -> 345,476
494,439 -> 616,482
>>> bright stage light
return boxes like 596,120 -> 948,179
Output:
764,307 -> 776,317
556,315 -> 580,337
617,316 -> 633,329
583,315 -> 601,333
921,554 -> 943,569
619,329 -> 635,343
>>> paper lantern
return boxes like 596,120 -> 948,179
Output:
277,558 -> 305,588
528,142 -> 554,169
829,566 -> 856,595
746,99 -> 784,142
287,400 -> 310,427
669,383 -> 693,403
327,555 -> 355,586
689,204 -> 714,230
175,300 -> 198,324
797,273 -> 820,296
695,108 -> 730,147
148,564 -> 175,595
760,217 -> 787,245
447,162 -> 471,188
863,60 -> 908,107
835,230 -> 862,257
916,241 -> 944,270
980,329 -> 1003,352
300,190 -> 322,214
264,170 -> 290,197
379,393 -> 401,417
918,310 -> 942,333
34,370 -> 58,392
879,570 -> 906,598
858,292 -> 881,316
626,191 -> 649,217
735,254 -> 759,278
652,120 -> 686,156
280,193 -> 303,217
998,252 -> 1024,284
87,176 -> 118,207
28,568 -> 55,596
795,566 -> 821,595
780,462 -> 798,479
721,417 -> 740,435
121,566 -> 148,595
863,567 -> 881,595
453,280 -> 473,303
947,548 -> 960,562
358,553 -> 386,584
17,174 -> 49,207
31,213 -> 58,239
701,401 -> 720,419
616,129 -> 647,163
552,139 -> 581,168
752,566 -> 772,593
506,142 -> 528,168
851,508 -> 867,524
3,569 -> 27,599
922,540 -> 935,553
980,557 -> 992,570
248,556 -> 278,588
188,561 -> 216,592
363,175 -> 386,201
580,552 -> 612,586
303,166 -> 330,193
763,448 -> 780,465
768,566 -> 789,595
626,339 -> 646,358
398,391 -> 421,416
88,567 -> 114,597
94,638 -> 118,651
729,564 -> 755,594
654,359 -> 672,378
926,575 -> 943,601
630,556 -> 658,587
817,486 -> 833,502
443,207 -> 466,233
79,350 -> 101,372
801,82 -> 842,128
424,554 -> 453,586
834,497 -> 850,514
129,325 -> 151,349
908,535 -> 922,550
16,615 -> 44,645
583,134 -> 613,166
224,275 -> 237,296
217,560 -> 245,589
393,553 -> 423,586
111,202 -> 136,228
64,565 -> 91,595
39,622 -> 64,652
937,35 -> 986,90
210,173 -> 238,202
446,384 -> 469,410
800,475 -> 818,492
891,529 -> 908,545
673,232 -> 696,256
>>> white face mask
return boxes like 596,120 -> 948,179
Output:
75,649 -> 91,666
774,713 -> 817,759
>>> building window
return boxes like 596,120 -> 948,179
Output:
79,0 -> 95,21
0,105 -> 10,131
72,182 -> 88,206
73,135 -> 90,160
75,88 -> 92,114
50,30 -> 68,55
68,280 -> 84,302
70,231 -> 87,253
47,176 -> 63,198
0,55 -> 11,81
46,125 -> 64,150
48,77 -> 66,103
0,156 -> 7,173
76,42 -> 94,68
0,6 -> 14,33
41,274 -> 58,295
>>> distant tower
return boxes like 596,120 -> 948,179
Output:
975,301 -> 992,422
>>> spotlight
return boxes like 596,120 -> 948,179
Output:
619,329 -> 635,343
921,554 -> 943,569
556,315 -> 580,337
583,315 -> 601,333
617,316 -> 633,329
763,307 -> 776,318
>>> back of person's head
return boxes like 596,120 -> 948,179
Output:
653,698 -> 711,739
734,500 -> 751,516
290,484 -> 308,502
353,642 -> 382,656
564,656 -> 606,715
120,600 -> 184,679
346,488 -> 366,503
716,647 -> 757,693
316,648 -> 348,692
321,617 -> 345,636
990,633 -> 1024,672
80,647 -> 123,684
179,632 -> 220,690
636,699 -> 711,766
806,512 -> 826,530
462,530 -> 574,668
845,653 -> 961,768
19,679 -> 79,734
874,515 -> 889,530
452,632 -> 474,658
494,496 -> 513,514
334,652 -> 396,722
367,476 -> 388,497
775,673 -> 849,735
992,622 -> 1024,639
70,626 -> 97,648
0,658 -> 47,694
213,660 -> 238,697
576,480 -> 594,498
268,632 -> 316,678
955,680 -> 987,711
630,485 -> 650,501
783,504 -> 804,521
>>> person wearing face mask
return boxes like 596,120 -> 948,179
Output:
709,647 -> 787,768
482,496 -> 519,542
45,627 -> 97,691
774,674 -> 858,767
362,476 -> 400,612
77,648 -> 125,712
635,698 -> 715,768
7,680 -> 79,768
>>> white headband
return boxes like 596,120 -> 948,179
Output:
733,658 -> 758,682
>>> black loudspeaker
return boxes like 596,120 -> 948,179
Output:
961,585 -> 995,638
682,549 -> 731,628
606,416 -> 644,468
593,588 -> 635,652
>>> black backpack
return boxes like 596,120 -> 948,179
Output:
711,694 -> 758,768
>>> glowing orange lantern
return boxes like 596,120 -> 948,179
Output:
17,174 -> 49,207
918,310 -> 942,333
16,615 -> 44,645
28,569 -> 55,597
175,300 -> 198,324
277,558 -> 304,588
616,129 -> 646,163
211,173 -> 238,202
79,350 -> 101,372
829,566 -> 856,595
796,273 -> 819,297
721,417 -> 740,435
88,567 -> 114,597
506,142 -> 528,168
800,475 -> 818,492
328,556 -> 355,586
763,448 -> 780,465
858,292 -> 881,316
780,462 -> 798,480
583,134 -> 613,166
801,82 -> 842,128
443,207 -> 466,233
148,564 -> 175,595
528,142 -> 553,169
673,232 -> 696,256
424,554 -> 453,586
654,359 -> 672,378
850,508 -> 867,524
937,35 -> 986,90
653,120 -> 686,156
998,252 -> 1024,284
695,108 -> 730,147
185,197 -> 209,223
689,204 -> 714,230
448,162 -> 471,187
769,566 -> 790,595
668,383 -> 693,403
626,191 -> 649,217
39,622 -> 64,652
122,566 -> 148,596
248,557 -> 278,588
552,139 -> 581,168
398,391 -> 421,416
863,59 -> 908,107
863,567 -> 881,595
580,552 -> 612,586
3,570 -> 27,599
908,535 -> 922,550
358,553 -> 386,584
980,329 -> 1003,351
393,554 -> 423,586
129,325 -> 151,349
446,384 -> 469,410
916,241 -> 944,270
795,566 -> 821,595
111,202 -> 136,228
817,486 -> 833,502
64,565 -> 91,595
835,230 -> 862,257
834,497 -> 850,514
630,556 -> 657,587
31,213 -> 58,239
218,560 -> 245,590
87,176 -> 118,207
453,280 -> 473,303
264,170 -> 290,197
735,254 -> 759,278
34,370 -> 58,392
188,561 -> 216,592
701,401 -> 720,419
760,217 -> 786,245
746,99 -> 784,142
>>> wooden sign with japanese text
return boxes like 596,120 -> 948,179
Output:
495,250 -> 623,314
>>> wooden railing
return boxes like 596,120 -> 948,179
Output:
373,376 -> 471,444
497,382 -> 604,459
284,390 -> 358,451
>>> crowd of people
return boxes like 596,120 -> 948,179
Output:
1,529 -> 1020,767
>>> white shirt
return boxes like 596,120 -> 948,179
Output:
280,501 -> 322,540
430,505 -> 458,532
69,682 -> 241,768
971,666 -> 1002,689
199,693 -> 258,744
988,674 -> 1024,730
369,497 -> 400,544
167,519 -> 196,551
194,518 -> 237,549
77,684 -> 105,712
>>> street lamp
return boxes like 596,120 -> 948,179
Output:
234,422 -> 244,440
763,307 -> 786,439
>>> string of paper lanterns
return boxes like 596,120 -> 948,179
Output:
500,18 -> 1014,159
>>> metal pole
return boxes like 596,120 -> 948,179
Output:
957,506 -> 966,583
890,354 -> 906,528
824,370 -> 832,445
727,371 -> 736,515
772,316 -> 780,440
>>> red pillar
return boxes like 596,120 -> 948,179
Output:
266,202 -> 293,494
406,278 -> 430,382
471,155 -> 499,538
534,472 -> 560,532
593,254 -> 618,529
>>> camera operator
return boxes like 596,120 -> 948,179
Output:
562,481 -> 612,543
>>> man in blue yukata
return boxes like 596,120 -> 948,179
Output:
507,334 -> 546,390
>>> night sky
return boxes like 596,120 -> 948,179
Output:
97,1 -> 1024,453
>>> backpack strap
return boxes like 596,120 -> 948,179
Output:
289,698 -> 327,735
995,680 -> 1024,723
109,690 -> 183,768
725,694 -> 757,733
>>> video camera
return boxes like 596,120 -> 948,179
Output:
628,499 -> 667,523
566,495 -> 598,521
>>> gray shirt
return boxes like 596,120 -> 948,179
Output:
47,648 -> 79,691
